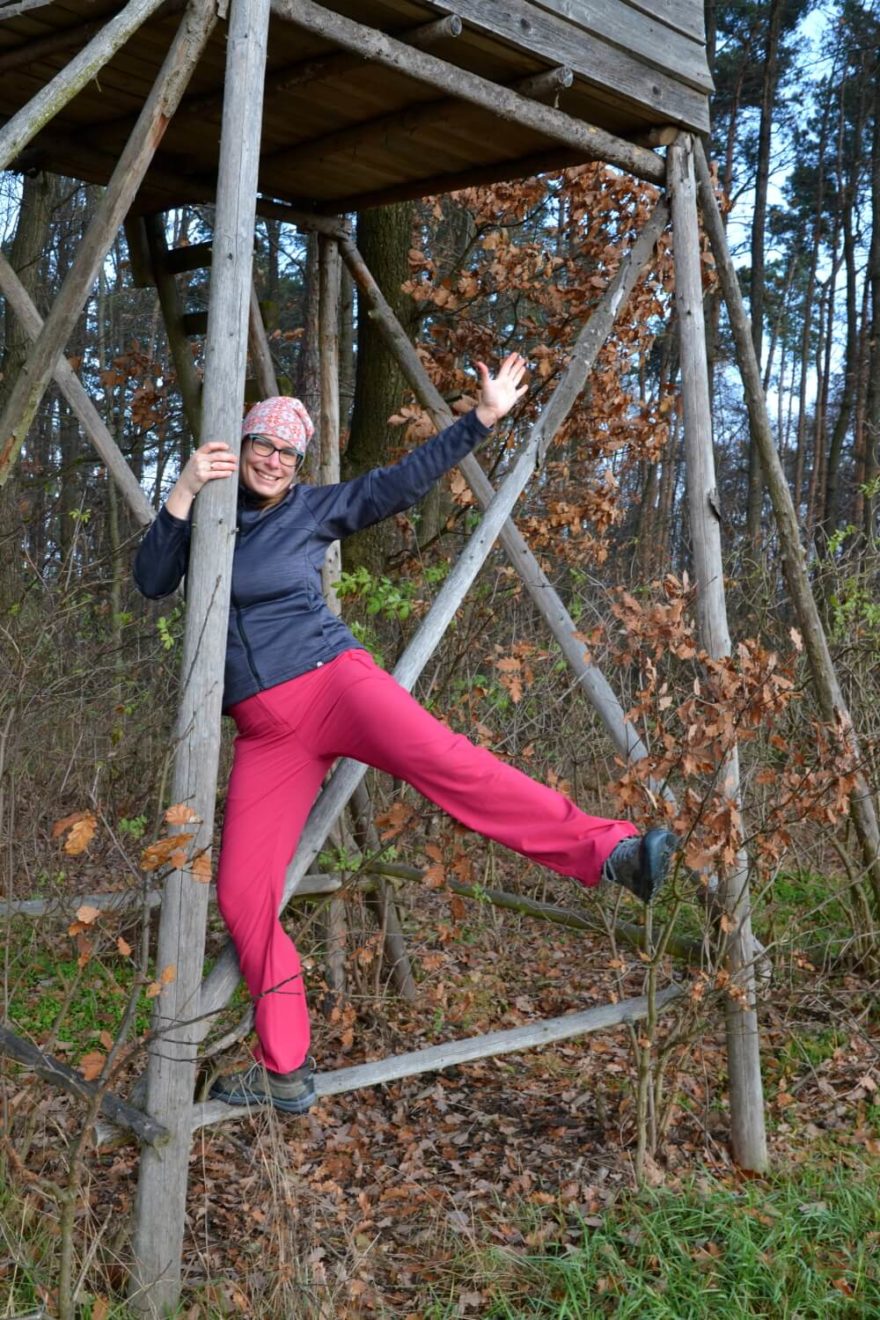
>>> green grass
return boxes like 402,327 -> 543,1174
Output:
430,1160 -> 880,1319
3,931 -> 150,1053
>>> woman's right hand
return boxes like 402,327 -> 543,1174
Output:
178,441 -> 238,496
166,441 -> 238,519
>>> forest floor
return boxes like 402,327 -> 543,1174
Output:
2,854 -> 880,1318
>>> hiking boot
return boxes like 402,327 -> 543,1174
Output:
210,1058 -> 316,1114
602,828 -> 678,904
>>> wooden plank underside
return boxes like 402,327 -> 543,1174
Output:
527,0 -> 711,92
1,0 -> 709,202
192,987 -> 683,1131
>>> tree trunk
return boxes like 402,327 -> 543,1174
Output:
342,202 -> 415,576
863,78 -> 880,537
745,0 -> 785,546
0,171 -> 56,608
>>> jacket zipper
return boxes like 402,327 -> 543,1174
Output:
232,600 -> 262,689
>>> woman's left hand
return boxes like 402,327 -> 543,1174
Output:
474,353 -> 529,428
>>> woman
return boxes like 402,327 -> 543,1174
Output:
134,354 -> 676,1115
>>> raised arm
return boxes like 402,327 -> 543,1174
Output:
307,353 -> 527,540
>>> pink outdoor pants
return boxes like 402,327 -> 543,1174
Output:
216,649 -> 637,1072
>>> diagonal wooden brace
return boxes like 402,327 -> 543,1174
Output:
0,0 -> 218,486
0,250 -> 155,526
338,208 -> 670,772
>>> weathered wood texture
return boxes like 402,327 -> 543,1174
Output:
669,135 -> 767,1174
366,859 -> 703,963
194,987 -> 683,1129
0,0 -> 166,170
129,0 -> 271,1311
0,0 -> 709,212
248,282 -> 280,398
694,140 -> 880,918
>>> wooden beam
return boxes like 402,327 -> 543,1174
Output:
193,987 -> 683,1128
442,0 -> 713,96
0,0 -> 78,14
693,138 -> 880,920
0,250 -> 155,527
668,134 -> 766,1174
164,241 -> 214,274
0,19 -> 103,75
0,0 -> 186,76
198,225 -> 657,1024
129,0 -> 271,1310
269,0 -> 666,184
0,0 -> 218,486
248,283 -> 280,398
143,214 -> 204,440
175,13 -> 463,123
420,0 -> 710,130
0,872 -> 340,919
365,859 -> 703,963
516,66 -> 574,100
0,1025 -> 168,1146
0,0 -> 168,171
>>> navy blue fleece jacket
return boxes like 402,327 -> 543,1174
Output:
133,409 -> 489,709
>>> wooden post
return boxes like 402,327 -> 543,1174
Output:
317,232 -> 416,1000
694,139 -> 880,919
129,0 -> 271,1311
668,134 -> 767,1173
351,784 -> 422,1003
318,234 -> 343,609
143,213 -> 205,441
0,251 -> 155,526
0,0 -> 168,171
0,0 -> 218,485
316,231 -> 349,997
198,246 -> 656,1022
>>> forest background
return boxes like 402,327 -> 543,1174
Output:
1,0 -> 880,1316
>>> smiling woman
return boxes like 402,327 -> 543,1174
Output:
132,365 -> 677,1116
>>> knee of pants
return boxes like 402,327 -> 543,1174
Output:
217,880 -> 278,945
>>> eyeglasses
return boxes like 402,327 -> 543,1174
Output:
246,434 -> 302,469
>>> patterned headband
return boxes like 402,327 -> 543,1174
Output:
241,396 -> 315,455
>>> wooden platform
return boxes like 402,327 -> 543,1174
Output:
0,0 -> 711,213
